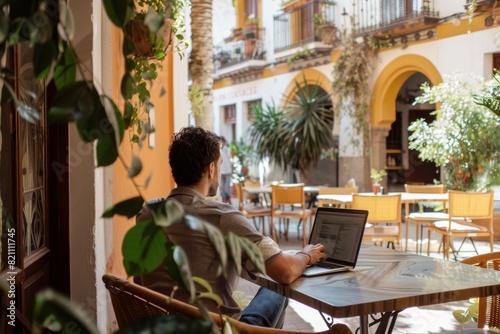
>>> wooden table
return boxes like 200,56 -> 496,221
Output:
249,244 -> 500,334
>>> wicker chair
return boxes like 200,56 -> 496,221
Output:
103,274 -> 352,334
271,183 -> 313,246
351,194 -> 402,249
404,184 -> 446,254
427,191 -> 494,260
460,252 -> 500,330
235,182 -> 273,237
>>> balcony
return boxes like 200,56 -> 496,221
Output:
213,28 -> 267,81
273,0 -> 337,63
353,0 -> 439,38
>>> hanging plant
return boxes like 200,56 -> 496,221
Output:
331,23 -> 377,150
119,0 -> 190,146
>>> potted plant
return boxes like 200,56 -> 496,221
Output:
370,168 -> 387,195
229,138 -> 254,181
313,13 -> 337,45
123,0 -> 189,143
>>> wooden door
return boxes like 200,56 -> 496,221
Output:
0,44 -> 69,333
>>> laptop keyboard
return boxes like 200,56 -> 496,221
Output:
315,261 -> 344,269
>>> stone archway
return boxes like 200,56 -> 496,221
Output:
370,55 -> 443,182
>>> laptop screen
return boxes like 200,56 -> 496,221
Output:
309,207 -> 368,267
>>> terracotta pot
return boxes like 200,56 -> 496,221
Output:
128,17 -> 173,59
372,184 -> 380,195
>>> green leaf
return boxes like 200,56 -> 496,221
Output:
31,289 -> 98,334
151,199 -> 184,227
166,246 -> 196,301
0,10 -> 9,43
144,7 -> 164,33
238,236 -> 266,275
8,18 -> 25,44
183,215 -> 228,275
95,129 -> 119,166
100,95 -> 125,165
102,0 -> 134,28
53,43 -> 77,89
122,220 -> 167,277
129,155 -> 142,178
33,41 -> 56,80
452,309 -> 471,324
120,73 -> 133,99
29,11 -> 53,44
49,81 -> 95,123
17,102 -> 40,124
57,0 -> 75,41
226,233 -> 242,274
124,101 -> 133,129
102,196 -> 144,218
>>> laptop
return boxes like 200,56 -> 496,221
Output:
302,207 -> 368,277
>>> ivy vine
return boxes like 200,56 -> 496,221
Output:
331,24 -> 377,151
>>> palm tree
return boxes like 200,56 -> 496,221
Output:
190,0 -> 214,130
248,77 -> 335,183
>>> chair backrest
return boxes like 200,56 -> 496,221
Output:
245,179 -> 262,188
351,194 -> 401,223
404,184 -> 445,193
318,186 -> 359,195
103,274 -> 351,334
271,183 -> 306,208
460,252 -> 500,328
448,190 -> 494,220
318,187 -> 359,207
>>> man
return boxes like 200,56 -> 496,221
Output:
139,126 -> 326,328
219,136 -> 232,204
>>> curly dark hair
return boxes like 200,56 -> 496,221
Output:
169,126 -> 221,186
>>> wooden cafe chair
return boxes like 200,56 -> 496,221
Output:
103,274 -> 352,334
235,182 -> 274,237
317,186 -> 359,209
427,190 -> 494,260
351,194 -> 402,249
271,183 -> 313,246
404,183 -> 447,254
460,251 -> 500,329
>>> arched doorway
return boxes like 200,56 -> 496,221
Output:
371,55 -> 443,191
282,70 -> 336,186
388,72 -> 441,190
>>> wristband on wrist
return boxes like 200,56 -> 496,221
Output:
297,251 -> 311,265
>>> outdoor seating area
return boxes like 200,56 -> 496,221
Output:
233,184 -> 500,333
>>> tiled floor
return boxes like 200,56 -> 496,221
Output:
235,216 -> 500,333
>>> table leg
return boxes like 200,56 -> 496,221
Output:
359,315 -> 369,334
415,223 -> 420,254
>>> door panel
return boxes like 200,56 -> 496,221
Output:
0,43 -> 69,333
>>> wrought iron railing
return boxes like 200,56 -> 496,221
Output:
273,0 -> 336,53
352,0 -> 439,33
213,29 -> 266,72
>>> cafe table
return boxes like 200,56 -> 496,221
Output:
248,244 -> 500,334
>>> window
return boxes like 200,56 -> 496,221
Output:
224,104 -> 236,124
247,99 -> 261,121
493,53 -> 500,72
